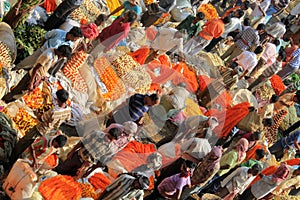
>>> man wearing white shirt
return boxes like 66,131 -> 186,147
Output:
233,46 -> 264,79
217,164 -> 262,198
150,27 -> 184,57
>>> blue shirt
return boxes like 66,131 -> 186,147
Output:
122,1 -> 142,16
290,48 -> 300,68
41,29 -> 73,51
281,130 -> 300,149
128,94 -> 149,121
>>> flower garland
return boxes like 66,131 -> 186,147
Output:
22,87 -> 44,109
79,183 -> 100,199
94,57 -> 125,101
129,46 -> 150,65
63,51 -> 88,93
88,172 -> 111,192
198,4 -> 219,20
39,175 -> 81,200
12,108 -> 37,136
270,75 -> 286,95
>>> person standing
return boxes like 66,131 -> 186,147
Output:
90,10 -> 137,56
239,163 -> 290,200
277,48 -> 300,80
176,12 -> 205,40
183,17 -> 230,56
221,24 -> 265,64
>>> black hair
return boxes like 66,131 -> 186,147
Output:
278,50 -> 286,61
126,10 -> 138,23
57,45 -> 72,58
95,14 -> 107,25
243,18 -> 251,26
68,27 -> 83,37
53,135 -> 67,147
230,62 -> 239,69
255,149 -> 266,160
270,94 -> 279,103
256,23 -> 266,31
242,0 -> 250,9
296,90 -> 300,103
149,93 -> 159,102
223,16 -> 231,24
184,160 -> 196,169
252,131 -> 261,140
251,163 -> 263,175
196,12 -> 205,20
273,39 -> 280,46
254,45 -> 264,54
263,118 -> 274,127
56,89 -> 69,103
108,128 -> 121,140
236,9 -> 245,18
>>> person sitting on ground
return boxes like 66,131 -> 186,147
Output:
54,127 -> 128,178
157,161 -> 192,199
10,89 -> 72,164
99,173 -> 150,200
3,45 -> 72,104
23,134 -> 67,169
17,27 -> 82,69
106,93 -> 160,126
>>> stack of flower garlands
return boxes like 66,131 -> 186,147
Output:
39,175 -> 82,200
270,75 -> 286,95
88,172 -> 112,192
63,51 -> 88,93
198,4 -> 219,20
113,54 -> 152,94
94,57 -> 125,101
11,108 -> 37,136
22,87 -> 44,110
69,0 -> 101,24
79,183 -> 100,199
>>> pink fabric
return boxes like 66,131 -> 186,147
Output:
262,43 -> 277,66
206,146 -> 223,171
272,163 -> 290,183
235,138 -> 249,162
170,111 -> 186,124
80,23 -> 99,40
98,17 -> 130,52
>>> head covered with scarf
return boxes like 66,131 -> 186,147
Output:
80,23 -> 99,40
235,138 -> 249,162
206,146 -> 223,171
272,163 -> 290,183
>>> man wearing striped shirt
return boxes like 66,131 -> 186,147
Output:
221,24 -> 265,64
248,51 -> 286,91
99,173 -> 150,200
277,48 -> 300,80
108,93 -> 159,126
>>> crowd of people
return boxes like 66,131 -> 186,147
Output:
0,0 -> 299,199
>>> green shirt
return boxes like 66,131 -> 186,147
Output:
218,150 -> 239,176
176,15 -> 202,39
241,159 -> 263,168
